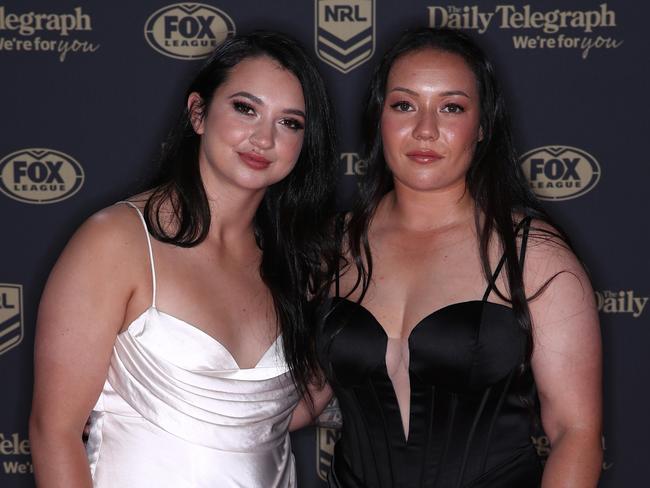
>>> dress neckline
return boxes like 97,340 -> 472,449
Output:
119,306 -> 283,370
328,296 -> 513,342
325,297 -> 518,445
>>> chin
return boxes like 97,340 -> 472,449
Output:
396,172 -> 465,193
235,170 -> 290,191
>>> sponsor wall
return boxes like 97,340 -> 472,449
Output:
0,0 -> 647,486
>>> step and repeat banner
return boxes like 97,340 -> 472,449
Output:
1,1 -> 647,486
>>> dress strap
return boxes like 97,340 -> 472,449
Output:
482,216 -> 533,301
482,254 -> 507,301
117,201 -> 157,308
518,216 -> 533,268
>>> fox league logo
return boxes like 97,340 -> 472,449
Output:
145,3 -> 235,60
316,0 -> 374,73
0,148 -> 84,204
520,145 -> 600,200
0,284 -> 23,356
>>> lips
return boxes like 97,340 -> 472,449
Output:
238,151 -> 271,170
406,149 -> 443,164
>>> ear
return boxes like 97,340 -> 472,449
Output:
478,125 -> 484,142
187,92 -> 205,135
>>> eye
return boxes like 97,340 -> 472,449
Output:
280,118 -> 304,131
233,101 -> 256,116
441,103 -> 465,114
390,101 -> 414,112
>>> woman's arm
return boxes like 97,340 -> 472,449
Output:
525,232 -> 602,487
289,382 -> 334,432
29,207 -> 144,487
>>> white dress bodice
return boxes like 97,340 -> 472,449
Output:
85,202 -> 298,487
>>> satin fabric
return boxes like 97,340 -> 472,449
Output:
85,202 -> 298,487
317,218 -> 542,487
319,298 -> 542,488
86,308 -> 298,487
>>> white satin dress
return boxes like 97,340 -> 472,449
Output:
85,203 -> 298,487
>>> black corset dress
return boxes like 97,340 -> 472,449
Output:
317,220 -> 542,487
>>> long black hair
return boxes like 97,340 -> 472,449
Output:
143,31 -> 338,397
346,27 -> 568,362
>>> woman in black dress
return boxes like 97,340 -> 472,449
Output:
296,28 -> 602,487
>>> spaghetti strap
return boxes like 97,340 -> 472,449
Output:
482,253 -> 507,301
482,216 -> 533,301
117,201 -> 157,308
518,216 -> 532,268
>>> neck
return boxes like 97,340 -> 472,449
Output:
199,164 -> 265,247
386,179 -> 475,232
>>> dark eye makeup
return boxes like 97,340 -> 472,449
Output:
281,118 -> 305,131
390,101 -> 413,112
233,101 -> 255,115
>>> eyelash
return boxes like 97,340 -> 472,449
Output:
390,101 -> 413,112
233,101 -> 255,116
441,103 -> 465,114
232,101 -> 304,131
281,118 -> 304,131
389,101 -> 466,114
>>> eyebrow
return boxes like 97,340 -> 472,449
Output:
228,91 -> 305,118
229,91 -> 263,104
389,87 -> 471,98
283,108 -> 306,118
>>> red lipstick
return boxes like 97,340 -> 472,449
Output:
238,151 -> 271,170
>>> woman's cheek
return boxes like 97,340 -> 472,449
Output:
283,131 -> 304,157
209,110 -> 248,142
441,122 -> 472,154
380,113 -> 405,154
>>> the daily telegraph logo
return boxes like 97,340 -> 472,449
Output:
596,290 -> 647,318
145,3 -> 235,60
0,432 -> 32,475
0,6 -> 100,62
316,0 -> 374,73
427,4 -> 622,59
341,152 -> 367,175
0,284 -> 23,357
519,146 -> 600,201
0,148 -> 84,204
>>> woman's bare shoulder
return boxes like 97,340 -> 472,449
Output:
81,202 -> 144,240
517,217 -> 594,310
57,200 -> 155,274
521,217 -> 578,268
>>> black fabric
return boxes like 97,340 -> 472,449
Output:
317,219 -> 542,487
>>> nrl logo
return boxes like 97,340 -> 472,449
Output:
315,0 -> 375,73
316,427 -> 339,480
0,284 -> 23,356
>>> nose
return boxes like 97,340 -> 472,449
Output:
249,121 -> 275,150
412,110 -> 439,141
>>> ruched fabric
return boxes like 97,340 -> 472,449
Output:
85,202 -> 298,487
86,308 -> 298,487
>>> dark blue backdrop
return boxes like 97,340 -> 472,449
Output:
1,1 -> 647,486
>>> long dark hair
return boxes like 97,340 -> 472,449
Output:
143,31 -> 338,397
347,27 -> 568,362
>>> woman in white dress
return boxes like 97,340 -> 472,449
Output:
29,31 -> 338,487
